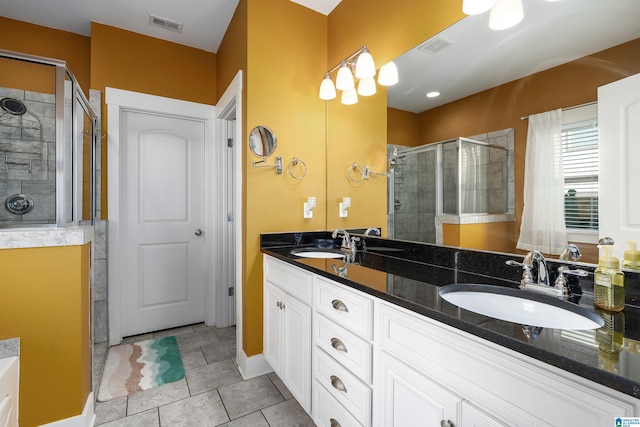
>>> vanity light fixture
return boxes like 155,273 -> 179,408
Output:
318,45 -> 398,105
304,196 -> 316,219
339,197 -> 351,218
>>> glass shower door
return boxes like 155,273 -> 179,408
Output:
389,145 -> 438,243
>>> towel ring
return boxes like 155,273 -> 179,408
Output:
288,157 -> 307,180
347,163 -> 364,182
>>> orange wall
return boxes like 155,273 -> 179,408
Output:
242,0 -> 328,356
216,0 -> 248,103
0,56 -> 56,95
0,17 -> 91,94
0,245 -> 90,427
388,107 -> 420,147
90,23 -> 217,106
418,39 -> 640,254
443,222 -> 515,253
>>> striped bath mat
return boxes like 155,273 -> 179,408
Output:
98,336 -> 185,401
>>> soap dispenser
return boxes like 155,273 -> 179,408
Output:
594,237 -> 625,312
623,240 -> 640,271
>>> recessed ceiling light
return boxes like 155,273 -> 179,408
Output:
426,91 -> 441,98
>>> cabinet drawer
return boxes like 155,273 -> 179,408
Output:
264,255 -> 313,305
313,378 -> 364,427
314,348 -> 371,427
315,314 -> 372,383
315,277 -> 373,339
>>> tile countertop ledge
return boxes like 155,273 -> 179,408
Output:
0,225 -> 94,249
260,232 -> 640,401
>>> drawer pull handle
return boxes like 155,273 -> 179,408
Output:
330,418 -> 342,427
330,337 -> 348,353
330,375 -> 347,393
440,420 -> 454,427
331,299 -> 349,312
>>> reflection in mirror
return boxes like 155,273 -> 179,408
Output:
249,125 -> 277,158
381,0 -> 640,260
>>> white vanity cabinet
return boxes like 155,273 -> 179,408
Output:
263,256 -> 313,412
262,255 -> 640,427
375,301 -> 640,427
312,276 -> 375,427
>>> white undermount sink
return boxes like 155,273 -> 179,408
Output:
439,284 -> 604,330
290,248 -> 347,259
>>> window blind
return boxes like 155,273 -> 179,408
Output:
561,119 -> 598,230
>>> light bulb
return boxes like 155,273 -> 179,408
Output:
357,77 -> 376,96
377,61 -> 399,86
341,87 -> 358,105
319,74 -> 336,100
336,62 -> 355,90
355,47 -> 376,79
462,0 -> 496,15
489,0 -> 524,30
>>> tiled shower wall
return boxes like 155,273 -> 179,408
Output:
0,87 -> 56,225
465,129 -> 515,214
89,89 -> 108,344
442,136 -> 509,214
393,148 -> 437,243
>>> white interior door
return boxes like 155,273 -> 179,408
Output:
121,109 -> 205,337
598,72 -> 640,246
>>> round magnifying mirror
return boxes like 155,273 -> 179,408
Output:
249,126 -> 277,158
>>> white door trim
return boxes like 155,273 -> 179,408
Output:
106,88 -> 215,345
215,71 -> 269,379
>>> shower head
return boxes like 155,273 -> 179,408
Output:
0,98 -> 27,115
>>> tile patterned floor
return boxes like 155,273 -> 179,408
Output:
94,324 -> 316,426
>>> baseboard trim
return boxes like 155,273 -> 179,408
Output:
39,392 -> 95,427
236,350 -> 272,380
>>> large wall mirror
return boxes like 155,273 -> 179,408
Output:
328,0 -> 640,260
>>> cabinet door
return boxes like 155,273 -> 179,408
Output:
264,282 -> 283,373
461,401 -> 508,427
375,351 -> 460,427
282,292 -> 312,412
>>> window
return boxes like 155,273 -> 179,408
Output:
561,119 -> 598,231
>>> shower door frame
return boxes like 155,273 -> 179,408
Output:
388,143 -> 442,241
388,137 -> 510,242
0,49 -> 98,228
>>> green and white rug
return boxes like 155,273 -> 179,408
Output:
98,336 -> 185,401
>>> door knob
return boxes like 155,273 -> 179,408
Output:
195,229 -> 202,236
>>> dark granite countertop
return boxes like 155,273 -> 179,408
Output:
260,231 -> 640,400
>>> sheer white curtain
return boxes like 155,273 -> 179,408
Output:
460,142 -> 479,213
517,108 -> 568,254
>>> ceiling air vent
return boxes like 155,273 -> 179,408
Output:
418,36 -> 453,55
148,14 -> 183,33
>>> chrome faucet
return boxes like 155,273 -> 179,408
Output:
364,227 -> 381,237
332,229 -> 351,250
507,251 -> 560,297
559,244 -> 581,261
507,249 -> 588,300
522,250 -> 550,287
